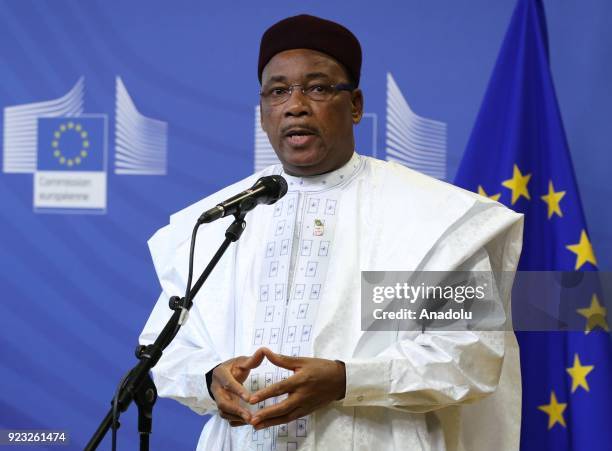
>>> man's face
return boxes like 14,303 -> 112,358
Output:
260,49 -> 363,176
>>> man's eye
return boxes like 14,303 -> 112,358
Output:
269,88 -> 289,96
307,85 -> 327,94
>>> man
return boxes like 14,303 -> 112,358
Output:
140,14 -> 523,450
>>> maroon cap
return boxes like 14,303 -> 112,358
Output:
258,14 -> 362,86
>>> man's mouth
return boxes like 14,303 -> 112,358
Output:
283,127 -> 318,147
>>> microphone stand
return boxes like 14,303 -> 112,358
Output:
85,212 -> 248,451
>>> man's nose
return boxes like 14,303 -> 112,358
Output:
284,88 -> 311,117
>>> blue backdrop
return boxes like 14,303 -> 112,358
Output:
1,1 -> 610,449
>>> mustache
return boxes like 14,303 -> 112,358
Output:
281,124 -> 320,136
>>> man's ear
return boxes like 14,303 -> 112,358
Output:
351,89 -> 364,124
259,101 -> 267,133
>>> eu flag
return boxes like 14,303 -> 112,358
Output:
454,0 -> 612,449
37,116 -> 106,172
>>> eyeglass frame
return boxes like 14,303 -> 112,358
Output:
259,82 -> 356,106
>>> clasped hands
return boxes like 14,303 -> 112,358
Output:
209,347 -> 346,430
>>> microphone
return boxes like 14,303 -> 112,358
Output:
198,175 -> 288,224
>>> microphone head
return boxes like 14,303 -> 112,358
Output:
256,175 -> 288,204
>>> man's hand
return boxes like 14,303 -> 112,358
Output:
210,349 -> 265,427
248,348 -> 346,430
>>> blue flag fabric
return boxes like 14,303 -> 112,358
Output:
454,0 -> 612,449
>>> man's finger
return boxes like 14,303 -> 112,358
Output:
259,348 -> 300,371
219,411 -> 245,423
239,348 -> 266,370
215,369 -> 252,401
250,396 -> 298,424
229,420 -> 245,427
249,377 -> 295,404
216,399 -> 252,422
253,407 -> 306,431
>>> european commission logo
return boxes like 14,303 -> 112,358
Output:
2,77 -> 168,214
35,116 -> 108,211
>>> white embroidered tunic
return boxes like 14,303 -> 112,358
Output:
247,154 -> 362,450
140,153 -> 524,451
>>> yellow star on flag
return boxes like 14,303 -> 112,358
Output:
538,391 -> 567,430
566,229 -> 597,270
577,293 -> 609,334
566,353 -> 594,393
477,185 -> 501,201
541,180 -> 566,219
502,164 -> 531,204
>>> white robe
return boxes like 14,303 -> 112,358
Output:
140,154 -> 524,451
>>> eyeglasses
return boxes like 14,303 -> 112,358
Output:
259,83 -> 355,106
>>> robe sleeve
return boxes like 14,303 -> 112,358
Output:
139,291 -> 223,415
138,220 -> 228,416
137,172 -> 265,416
342,200 -> 523,413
